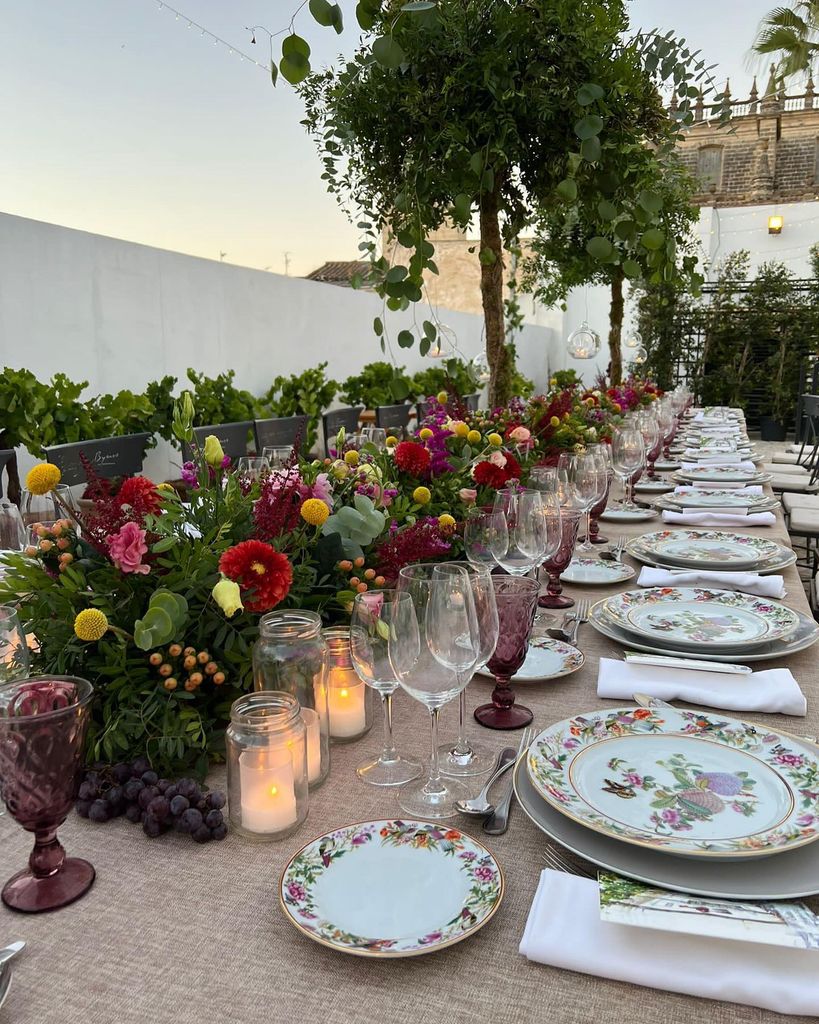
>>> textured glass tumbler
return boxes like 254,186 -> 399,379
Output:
0,676 -> 95,913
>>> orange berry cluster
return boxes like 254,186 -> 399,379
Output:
336,556 -> 385,592
148,643 -> 226,693
25,520 -> 77,573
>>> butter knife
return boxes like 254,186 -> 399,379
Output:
624,652 -> 751,675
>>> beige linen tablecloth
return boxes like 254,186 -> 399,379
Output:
2,506 -> 818,1024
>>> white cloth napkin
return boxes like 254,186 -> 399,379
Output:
681,459 -> 755,471
682,452 -> 752,464
520,870 -> 819,1015
637,566 -> 786,598
596,657 -> 807,716
661,510 -> 776,527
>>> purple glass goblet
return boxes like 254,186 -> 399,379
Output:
646,436 -> 663,480
0,676 -> 95,913
538,510 -> 582,609
583,473 -> 612,546
474,576 -> 539,730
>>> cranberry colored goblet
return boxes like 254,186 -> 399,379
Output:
0,676 -> 95,913
646,435 -> 663,480
538,510 -> 582,609
584,473 -> 612,546
474,576 -> 539,730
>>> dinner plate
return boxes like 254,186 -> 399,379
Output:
599,507 -> 659,523
559,556 -> 635,585
526,705 -> 819,860
279,819 -> 504,957
625,542 -> 797,577
626,530 -> 780,570
654,488 -> 779,512
587,601 -> 818,662
653,460 -> 681,471
599,587 -> 800,649
476,635 -> 584,682
633,480 -> 676,493
675,468 -> 772,484
513,756 -> 819,899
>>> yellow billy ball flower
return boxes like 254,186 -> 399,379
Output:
436,390 -> 449,405
549,377 -> 557,387
203,435 -> 225,467
25,463 -> 61,496
449,420 -> 469,438
211,578 -> 243,618
438,513 -> 456,529
466,429 -> 482,445
413,486 -> 432,505
487,432 -> 503,447
344,450 -> 360,467
300,498 -> 330,527
74,608 -> 109,642
549,416 -> 561,428
418,428 -> 434,440
385,435 -> 399,447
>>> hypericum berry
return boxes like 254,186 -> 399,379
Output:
213,672 -> 226,685
188,672 -> 203,686
184,680 -> 197,692
349,576 -> 360,587
158,663 -> 173,677
204,661 -> 218,675
183,655 -> 196,670
338,559 -> 353,571
353,557 -> 365,568
164,678 -> 178,691
364,568 -> 376,580
168,643 -> 182,657
375,575 -> 386,587
356,582 -> 368,593
197,651 -> 210,665
183,646 -> 196,657
149,652 -> 163,666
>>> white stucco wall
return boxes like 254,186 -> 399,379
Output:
0,213 -> 558,481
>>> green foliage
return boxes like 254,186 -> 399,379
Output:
258,363 -> 338,454
339,361 -> 414,408
134,589 -> 189,651
321,493 -> 386,559
412,357 -> 480,401
144,376 -> 179,442
185,369 -> 257,428
752,3 -> 819,80
507,343 -> 535,400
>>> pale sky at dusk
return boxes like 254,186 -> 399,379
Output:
1,0 -> 784,277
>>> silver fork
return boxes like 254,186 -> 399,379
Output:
567,599 -> 590,646
482,726 -> 534,836
541,845 -> 597,878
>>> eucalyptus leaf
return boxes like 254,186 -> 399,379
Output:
372,35 -> 406,69
556,178 -> 577,202
580,136 -> 601,162
574,114 -> 604,140
397,329 -> 414,348
641,228 -> 666,251
586,236 -> 613,261
577,82 -> 605,105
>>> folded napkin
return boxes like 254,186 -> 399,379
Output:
681,459 -> 755,471
637,566 -> 786,598
682,451 -> 751,464
661,510 -> 776,527
597,657 -> 806,716
520,870 -> 819,1015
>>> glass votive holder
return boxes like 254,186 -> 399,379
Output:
227,691 -> 309,841
322,626 -> 373,744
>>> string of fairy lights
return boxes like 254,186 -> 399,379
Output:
149,1 -> 271,74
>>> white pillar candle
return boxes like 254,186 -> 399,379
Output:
301,707 -> 322,783
326,666 -> 367,738
239,747 -> 297,834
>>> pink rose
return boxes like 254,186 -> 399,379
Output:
509,426 -> 531,443
488,450 -> 507,468
107,522 -> 150,575
459,488 -> 478,505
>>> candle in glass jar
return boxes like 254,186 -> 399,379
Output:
326,667 -> 367,738
238,747 -> 297,833
301,707 -> 322,783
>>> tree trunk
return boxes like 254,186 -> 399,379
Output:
479,190 -> 511,407
608,267 -> 624,385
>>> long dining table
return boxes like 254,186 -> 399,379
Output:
2,487 -> 818,1024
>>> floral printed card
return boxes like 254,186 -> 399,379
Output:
598,873 -> 819,950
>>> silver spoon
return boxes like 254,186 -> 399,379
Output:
455,747 -> 517,817
0,942 -> 25,971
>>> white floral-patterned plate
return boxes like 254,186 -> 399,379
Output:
526,705 -> 819,859
625,541 -> 796,577
599,507 -> 660,522
626,530 -> 780,570
560,556 -> 635,585
656,488 -> 779,511
279,819 -> 504,957
652,460 -> 681,471
476,635 -> 584,682
676,467 -> 772,484
633,479 -> 676,493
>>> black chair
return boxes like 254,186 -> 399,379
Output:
183,422 -> 253,464
322,407 -> 363,452
463,393 -> 480,413
0,448 -> 14,499
416,398 -> 435,421
44,433 -> 152,486
254,416 -> 309,453
374,404 -> 412,433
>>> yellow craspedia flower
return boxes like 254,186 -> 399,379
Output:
487,432 -> 503,447
549,416 -> 561,428
413,486 -> 432,505
419,428 -> 434,440
438,513 -> 456,529
344,450 -> 360,467
466,430 -> 482,445
26,463 -> 61,496
74,608 -> 109,642
436,390 -> 448,405
451,421 -> 469,438
300,498 -> 330,527
549,378 -> 557,388
385,435 -> 399,447
157,482 -> 175,493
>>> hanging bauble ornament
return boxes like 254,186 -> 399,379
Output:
623,330 -> 642,350
632,346 -> 648,365
470,351 -> 491,384
566,321 -> 601,360
428,323 -> 455,359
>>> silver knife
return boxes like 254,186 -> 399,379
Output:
0,942 -> 25,969
624,653 -> 751,675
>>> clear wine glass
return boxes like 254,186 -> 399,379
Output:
0,605 -> 30,684
262,446 -> 293,470
566,452 -> 607,554
491,487 -> 547,575
529,465 -> 558,496
433,562 -> 499,777
349,591 -> 422,787
0,500 -> 26,551
361,426 -> 388,450
463,508 -> 508,569
636,410 -> 662,480
236,457 -> 270,488
20,487 -> 76,530
393,566 -> 478,818
584,444 -> 613,545
611,428 -> 646,512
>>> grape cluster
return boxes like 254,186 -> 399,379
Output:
76,757 -> 228,843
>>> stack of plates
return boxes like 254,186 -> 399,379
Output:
625,529 -> 795,574
588,586 -> 818,662
515,703 -> 819,898
673,465 -> 772,485
653,487 -> 780,515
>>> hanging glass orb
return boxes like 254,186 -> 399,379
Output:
623,329 -> 643,350
470,351 -> 491,384
566,321 -> 601,360
632,346 -> 648,365
428,323 -> 455,359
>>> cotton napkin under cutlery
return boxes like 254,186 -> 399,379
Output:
520,870 -> 819,1015
596,657 -> 806,716
661,511 -> 776,527
637,567 -> 786,598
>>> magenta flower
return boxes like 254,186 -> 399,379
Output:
624,773 -> 643,787
775,752 -> 805,768
106,522 -> 150,575
474,866 -> 495,882
308,472 -> 334,508
287,882 -> 307,902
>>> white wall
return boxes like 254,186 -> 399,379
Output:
0,213 -> 557,480
697,201 -> 819,278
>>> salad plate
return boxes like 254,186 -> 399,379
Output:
625,542 -> 796,576
599,507 -> 659,523
560,556 -> 635,586
514,755 -> 819,898
279,819 -> 504,957
675,467 -> 772,484
625,530 -> 780,570
526,705 -> 819,860
654,488 -> 779,513
477,635 -> 584,682
633,480 -> 675,493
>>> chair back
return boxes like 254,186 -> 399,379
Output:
254,416 -> 309,453
374,404 -> 412,432
798,395 -> 819,484
463,393 -> 480,413
322,408 -> 363,452
0,449 -> 13,500
184,422 -> 253,464
44,433 -> 152,486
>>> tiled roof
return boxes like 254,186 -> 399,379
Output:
304,261 -> 371,286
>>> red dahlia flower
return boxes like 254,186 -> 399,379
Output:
218,540 -> 293,613
473,452 -> 522,490
116,476 -> 163,516
394,441 -> 431,477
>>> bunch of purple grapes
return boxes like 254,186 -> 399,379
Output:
76,757 -> 228,843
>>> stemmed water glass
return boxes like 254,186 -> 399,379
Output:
0,501 -> 26,551
0,605 -> 30,684
473,576 -> 540,730
432,562 -> 499,776
393,566 -> 479,818
360,426 -> 388,450
20,487 -> 77,530
236,457 -> 270,488
611,428 -> 646,512
584,444 -> 613,545
636,410 -> 662,480
463,508 -> 508,568
349,591 -> 423,787
656,400 -> 677,463
262,446 -> 293,469
566,451 -> 608,554
491,487 -> 548,575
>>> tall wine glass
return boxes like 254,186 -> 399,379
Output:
567,452 -> 607,554
361,426 -> 388,450
463,508 -> 508,569
0,605 -> 31,684
538,508 -> 582,608
433,562 -> 499,776
584,444 -> 613,545
636,410 -> 662,480
474,576 -> 540,729
611,428 -> 645,512
0,501 -> 26,551
657,400 -> 677,462
262,446 -> 293,470
0,676 -> 95,912
236,456 -> 270,488
491,487 -> 547,575
529,465 -> 558,496
349,591 -> 423,787
394,566 -> 478,818
20,487 -> 77,530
